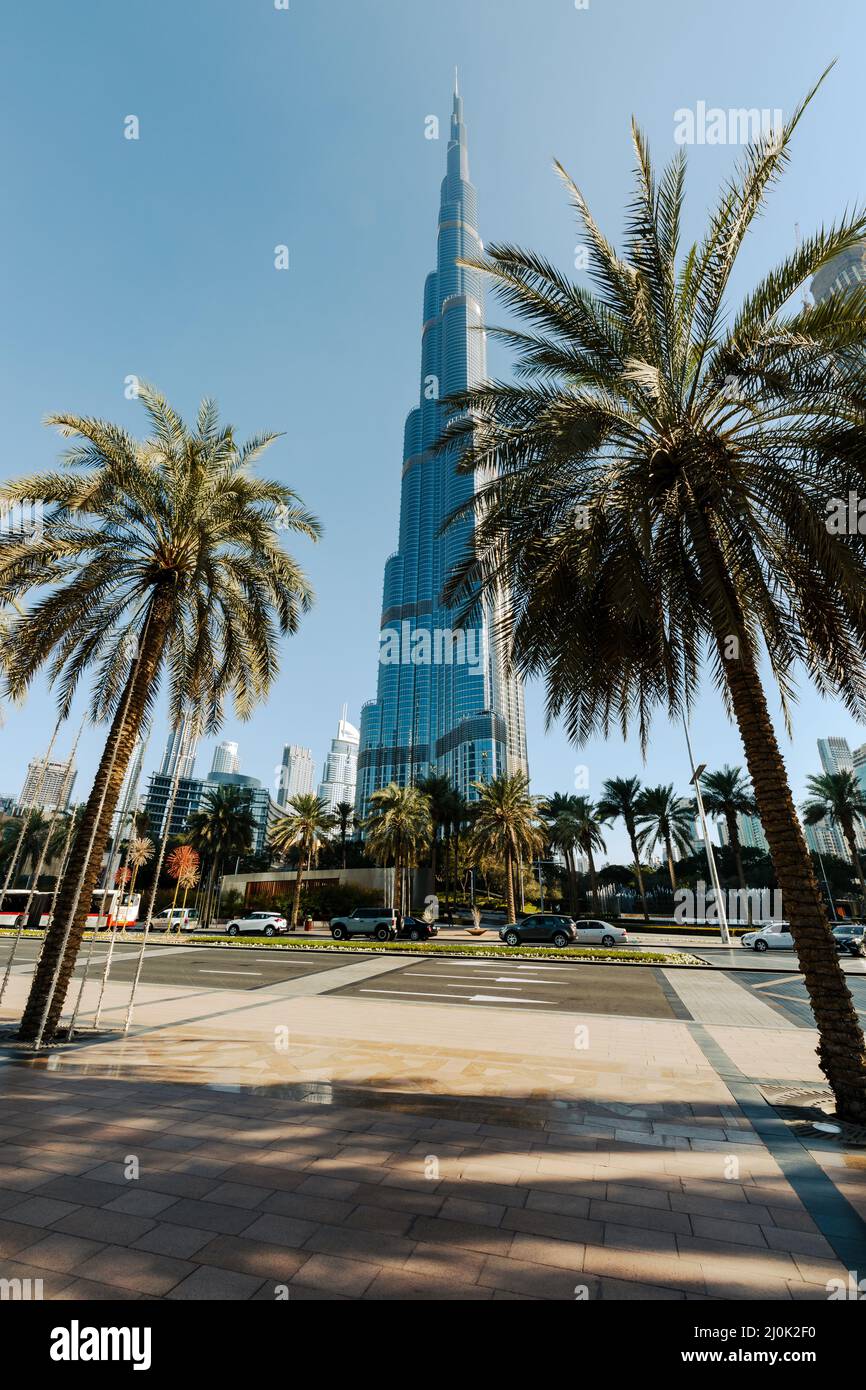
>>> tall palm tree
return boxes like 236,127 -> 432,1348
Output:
803,772 -> 866,905
465,772 -> 543,924
569,797 -> 607,913
165,844 -> 200,930
416,773 -> 454,887
635,786 -> 694,891
124,835 -> 154,926
0,385 -> 319,1039
439,75 -> 866,1118
700,765 -> 758,899
541,792 -> 581,911
4,811 -> 49,888
334,801 -> 355,869
269,794 -> 336,926
363,783 -> 432,917
186,786 -> 255,925
597,777 -> 649,920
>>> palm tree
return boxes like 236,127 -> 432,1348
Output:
439,75 -> 866,1118
269,794 -> 336,926
541,792 -> 581,911
803,772 -> 866,906
334,801 -> 355,869
569,797 -> 607,913
165,844 -> 200,930
0,385 -> 319,1039
597,777 -> 649,920
15,811 -> 50,888
636,786 -> 694,892
416,773 -> 454,888
123,835 -> 154,926
363,783 -> 432,917
700,766 -> 758,900
465,772 -> 543,924
186,786 -> 255,925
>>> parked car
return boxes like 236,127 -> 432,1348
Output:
740,923 -> 794,952
147,907 -> 200,933
833,924 -> 866,958
572,918 -> 629,947
500,914 -> 577,947
397,916 -> 438,942
330,907 -> 398,941
224,910 -> 288,937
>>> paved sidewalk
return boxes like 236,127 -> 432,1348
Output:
1,969 -> 865,1300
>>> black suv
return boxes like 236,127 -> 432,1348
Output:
499,914 -> 577,947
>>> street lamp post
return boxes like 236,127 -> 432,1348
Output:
683,717 -> 731,947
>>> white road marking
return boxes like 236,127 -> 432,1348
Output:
199,969 -> 263,976
360,988 -> 550,1005
469,994 -> 549,1004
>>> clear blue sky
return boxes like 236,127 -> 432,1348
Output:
2,0 -> 864,861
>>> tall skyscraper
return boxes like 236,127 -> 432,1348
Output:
813,736 -> 865,854
818,736 -> 854,777
812,245 -> 866,304
318,707 -> 360,819
278,744 -> 315,806
211,741 -> 239,776
356,81 -> 527,815
19,754 -> 76,813
160,723 -> 199,781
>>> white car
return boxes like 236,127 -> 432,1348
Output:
741,923 -> 794,952
147,907 -> 199,933
225,910 -> 288,938
572,918 -> 629,947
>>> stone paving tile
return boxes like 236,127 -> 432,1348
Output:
342,1204 -> 414,1237
477,1253 -> 580,1299
74,1245 -> 195,1296
0,1217 -> 54,1257
131,1223 -> 217,1259
408,1214 -> 513,1257
154,1197 -> 260,1236
54,1208 -> 157,1246
289,1253 -> 379,1297
32,1175 -> 135,1209
439,1196 -> 506,1228
14,1231 -> 106,1271
588,1199 -> 691,1235
760,1226 -> 836,1258
166,1266 -> 267,1300
302,1223 -> 416,1266
241,1212 -> 319,1249
365,1267 -> 493,1299
583,1242 -> 707,1295
50,1277 -> 145,1300
501,1206 -> 605,1246
0,1258 -> 76,1298
103,1189 -> 181,1218
193,1234 -> 309,1281
258,1190 -> 355,1225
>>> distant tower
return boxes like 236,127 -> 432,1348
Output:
279,745 -> 315,807
160,723 -> 199,781
19,753 -> 76,813
317,706 -> 360,818
211,741 -> 239,776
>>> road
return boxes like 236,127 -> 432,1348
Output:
2,936 -> 865,1029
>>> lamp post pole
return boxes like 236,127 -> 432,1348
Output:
683,717 -> 731,946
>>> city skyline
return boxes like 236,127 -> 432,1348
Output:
3,0 -> 866,865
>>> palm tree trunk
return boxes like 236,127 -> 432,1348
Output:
628,822 -> 649,920
841,821 -> 866,913
504,843 -> 516,923
393,852 -> 403,917
587,847 -> 599,913
18,587 -> 173,1042
727,812 -> 751,924
663,831 -> 677,893
291,848 -> 306,927
724,646 -> 866,1121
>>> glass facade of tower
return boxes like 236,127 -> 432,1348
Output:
356,87 -> 527,816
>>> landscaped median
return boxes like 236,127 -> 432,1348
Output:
0,926 -> 705,965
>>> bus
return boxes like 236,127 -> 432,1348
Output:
0,888 -> 141,930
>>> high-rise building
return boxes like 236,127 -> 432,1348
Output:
211,741 -> 239,776
356,81 -> 527,816
160,723 -> 199,781
817,736 -> 854,778
19,754 -> 76,813
142,768 -> 279,855
853,743 -> 866,794
317,707 -> 360,819
278,745 -> 315,807
812,245 -> 866,304
715,812 -> 769,854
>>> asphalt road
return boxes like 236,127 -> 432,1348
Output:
3,936 -> 864,1028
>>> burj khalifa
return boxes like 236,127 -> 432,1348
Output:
355,80 -> 528,816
